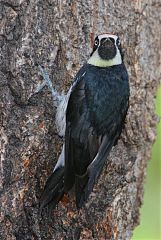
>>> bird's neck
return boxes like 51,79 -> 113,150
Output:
87,49 -> 122,67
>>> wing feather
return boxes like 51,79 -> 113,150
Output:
64,64 -> 129,207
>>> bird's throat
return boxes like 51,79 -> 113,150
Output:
87,49 -> 122,67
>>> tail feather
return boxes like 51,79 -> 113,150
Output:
75,174 -> 89,208
75,135 -> 116,208
39,167 -> 64,214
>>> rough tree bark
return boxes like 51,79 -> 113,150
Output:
0,0 -> 160,239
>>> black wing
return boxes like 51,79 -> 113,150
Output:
64,64 -> 129,208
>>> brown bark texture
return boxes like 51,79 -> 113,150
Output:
0,0 -> 161,239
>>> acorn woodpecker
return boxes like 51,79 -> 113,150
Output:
40,33 -> 129,211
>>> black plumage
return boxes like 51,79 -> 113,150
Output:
64,63 -> 129,207
40,34 -> 129,211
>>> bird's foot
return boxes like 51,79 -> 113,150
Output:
33,65 -> 62,106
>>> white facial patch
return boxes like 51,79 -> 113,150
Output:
88,34 -> 122,67
97,33 -> 118,42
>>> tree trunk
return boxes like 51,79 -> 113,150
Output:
0,0 -> 160,239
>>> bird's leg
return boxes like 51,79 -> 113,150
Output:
35,66 -> 68,167
34,65 -> 63,107
33,65 -> 68,137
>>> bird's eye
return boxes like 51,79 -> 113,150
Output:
117,38 -> 121,46
94,39 -> 99,46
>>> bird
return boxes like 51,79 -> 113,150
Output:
39,33 -> 130,212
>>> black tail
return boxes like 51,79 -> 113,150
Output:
75,173 -> 89,208
39,167 -> 64,214
75,135 -> 117,208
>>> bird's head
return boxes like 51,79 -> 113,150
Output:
88,33 -> 124,67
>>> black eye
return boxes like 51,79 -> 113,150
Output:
117,38 -> 121,46
94,39 -> 99,46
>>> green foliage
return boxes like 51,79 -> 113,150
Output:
132,86 -> 161,240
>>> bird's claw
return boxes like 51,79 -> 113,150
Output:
32,65 -> 62,106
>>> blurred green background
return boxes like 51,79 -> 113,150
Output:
132,85 -> 161,240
